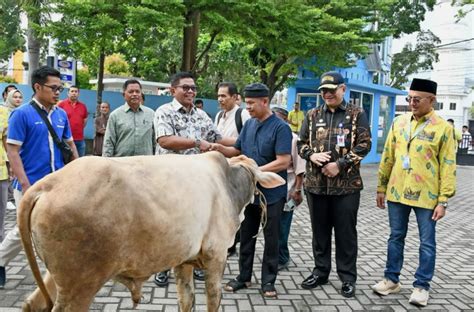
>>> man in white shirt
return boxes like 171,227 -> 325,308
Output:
459,125 -> 472,154
215,82 -> 250,145
214,82 -> 250,256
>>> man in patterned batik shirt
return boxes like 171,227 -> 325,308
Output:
372,78 -> 456,307
297,71 -> 371,298
153,71 -> 233,286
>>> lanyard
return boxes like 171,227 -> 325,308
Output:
407,117 -> 431,151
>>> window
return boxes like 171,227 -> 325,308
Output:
296,93 -> 323,112
450,103 -> 456,110
377,96 -> 393,153
349,90 -> 373,125
436,102 -> 443,110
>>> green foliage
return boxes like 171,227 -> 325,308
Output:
76,67 -> 92,90
378,0 -> 436,38
31,0 -> 438,101
44,0 -> 183,101
0,75 -> 17,83
452,0 -> 474,21
0,0 -> 25,61
390,31 -> 441,89
104,54 -> 130,76
194,37 -> 257,98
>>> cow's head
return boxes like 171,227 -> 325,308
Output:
228,155 -> 285,190
228,155 -> 285,232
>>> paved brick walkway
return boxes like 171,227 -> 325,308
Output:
1,164 -> 473,311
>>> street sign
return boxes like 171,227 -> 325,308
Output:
56,58 -> 76,87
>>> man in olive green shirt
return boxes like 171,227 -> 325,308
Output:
372,78 -> 456,307
103,79 -> 155,157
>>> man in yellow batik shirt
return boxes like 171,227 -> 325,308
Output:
288,102 -> 304,133
371,78 -> 456,307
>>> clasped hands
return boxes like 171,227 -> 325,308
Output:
310,151 -> 340,178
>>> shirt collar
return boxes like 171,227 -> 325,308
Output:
322,100 -> 347,112
411,109 -> 434,123
224,105 -> 239,117
122,103 -> 143,113
171,98 -> 196,114
33,98 -> 57,112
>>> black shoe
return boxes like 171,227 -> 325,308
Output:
193,269 -> 205,281
227,246 -> 237,257
154,271 -> 169,287
0,266 -> 5,289
341,281 -> 356,298
301,273 -> 328,289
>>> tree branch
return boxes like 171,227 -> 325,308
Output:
193,30 -> 220,73
268,56 -> 288,84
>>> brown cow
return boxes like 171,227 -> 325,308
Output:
18,152 -> 285,311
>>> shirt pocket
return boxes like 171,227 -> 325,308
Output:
413,132 -> 440,158
260,140 -> 276,158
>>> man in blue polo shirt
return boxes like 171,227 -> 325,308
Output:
212,83 -> 292,298
0,66 -> 78,288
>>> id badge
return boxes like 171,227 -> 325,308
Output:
337,134 -> 345,147
402,155 -> 410,170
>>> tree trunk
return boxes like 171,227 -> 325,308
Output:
96,50 -> 105,114
181,8 -> 200,73
26,17 -> 41,84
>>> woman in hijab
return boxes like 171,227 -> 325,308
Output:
4,89 -> 23,113
0,89 -> 22,242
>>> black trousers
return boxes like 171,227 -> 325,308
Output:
237,198 -> 284,286
307,192 -> 360,283
458,147 -> 468,154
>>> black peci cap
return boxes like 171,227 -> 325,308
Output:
410,78 -> 437,95
243,83 -> 270,98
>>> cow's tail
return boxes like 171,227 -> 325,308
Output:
17,187 -> 54,310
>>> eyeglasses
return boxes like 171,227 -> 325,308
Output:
405,96 -> 431,104
320,85 -> 341,94
176,85 -> 197,92
42,84 -> 64,93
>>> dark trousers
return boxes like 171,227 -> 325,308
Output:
307,192 -> 360,282
237,198 -> 284,287
278,209 -> 294,265
458,147 -> 468,154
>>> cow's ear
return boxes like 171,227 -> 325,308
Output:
255,171 -> 285,188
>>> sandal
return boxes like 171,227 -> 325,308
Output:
224,278 -> 250,292
261,283 -> 277,298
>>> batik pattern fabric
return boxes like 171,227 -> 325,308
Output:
297,102 -> 371,195
154,99 -> 222,155
377,111 -> 456,209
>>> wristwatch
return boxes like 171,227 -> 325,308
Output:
439,201 -> 448,209
294,189 -> 302,193
194,139 -> 201,149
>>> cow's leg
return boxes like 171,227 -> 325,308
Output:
204,258 -> 226,312
114,275 -> 146,307
174,264 -> 194,312
23,271 -> 57,312
51,276 -> 108,312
